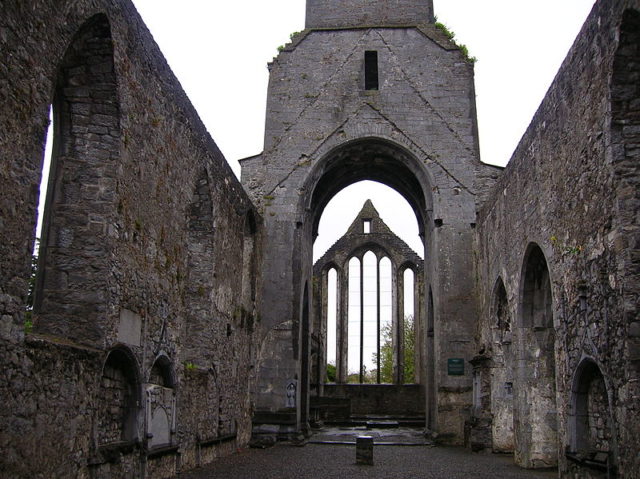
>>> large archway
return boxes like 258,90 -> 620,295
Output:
303,138 -> 433,243
244,5 -> 490,441
298,139 -> 431,427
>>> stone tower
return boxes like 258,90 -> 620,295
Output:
241,0 -> 500,442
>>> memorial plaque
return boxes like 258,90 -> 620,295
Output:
447,358 -> 465,376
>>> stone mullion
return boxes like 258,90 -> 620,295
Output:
394,267 -> 405,385
376,256 -> 381,384
359,256 -> 364,384
337,267 -> 349,383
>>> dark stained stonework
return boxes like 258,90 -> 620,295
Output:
0,0 -> 261,477
475,0 -> 640,475
0,0 -> 639,477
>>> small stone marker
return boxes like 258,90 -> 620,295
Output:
356,435 -> 374,465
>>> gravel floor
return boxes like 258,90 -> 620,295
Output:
178,443 -> 558,479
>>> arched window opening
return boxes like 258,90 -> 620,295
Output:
326,267 -> 338,380
402,268 -> 415,384
146,356 -> 176,449
98,348 -> 139,445
347,257 -> 361,383
33,14 -> 120,345
312,182 -> 425,387
362,251 -> 377,383
25,107 -> 53,326
378,257 -> 392,383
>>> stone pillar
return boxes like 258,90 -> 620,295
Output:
356,435 -> 374,465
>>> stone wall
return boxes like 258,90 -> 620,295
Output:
323,384 -> 424,416
305,0 -> 434,28
241,8 -> 500,444
0,0 -> 261,476
475,0 -> 640,475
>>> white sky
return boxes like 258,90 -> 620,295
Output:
128,0 -> 596,262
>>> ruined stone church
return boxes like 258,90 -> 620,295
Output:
1,0 -> 638,477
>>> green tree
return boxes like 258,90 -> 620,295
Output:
326,362 -> 336,382
372,315 -> 415,384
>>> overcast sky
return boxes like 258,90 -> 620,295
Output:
127,0 -> 596,261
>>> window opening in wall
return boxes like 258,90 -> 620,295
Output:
26,106 -> 53,324
326,267 -> 338,381
365,50 -> 379,90
362,251 -> 377,383
31,14 -> 121,344
347,257 -> 361,382
313,180 -> 425,386
378,257 -> 392,383
35,107 -> 53,247
403,268 -> 415,383
346,252 -> 406,384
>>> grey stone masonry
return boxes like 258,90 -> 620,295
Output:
242,0 -> 500,446
0,0 -> 261,477
305,0 -> 434,28
475,0 -> 640,476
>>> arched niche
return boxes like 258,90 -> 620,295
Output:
492,277 -> 511,344
515,243 -> 557,468
567,358 -> 616,473
34,13 -> 121,345
149,355 -> 175,389
146,355 -> 176,449
490,276 -> 515,453
98,346 -> 140,445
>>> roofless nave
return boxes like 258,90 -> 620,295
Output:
0,0 -> 638,477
